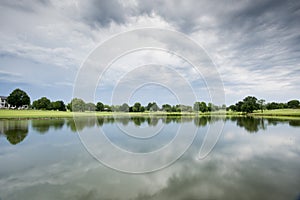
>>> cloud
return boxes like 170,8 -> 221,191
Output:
0,0 -> 50,13
0,0 -> 299,104
136,0 -> 220,33
0,40 -> 79,69
130,121 -> 300,200
0,70 -> 22,82
78,0 -> 129,27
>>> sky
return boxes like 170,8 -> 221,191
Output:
0,0 -> 299,106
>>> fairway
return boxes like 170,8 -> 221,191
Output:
250,109 -> 300,117
0,110 -> 197,119
0,110 -> 105,119
0,109 -> 300,119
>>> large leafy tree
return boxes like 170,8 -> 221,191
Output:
131,102 -> 145,112
257,99 -> 266,113
146,102 -> 159,111
193,102 -> 200,112
229,96 -> 260,113
172,105 -> 181,112
85,102 -> 96,111
96,102 -> 104,111
193,102 -> 208,112
32,97 -> 51,110
119,103 -> 129,112
51,100 -> 66,111
7,88 -> 30,108
162,104 -> 172,112
287,100 -> 300,109
241,96 -> 259,113
67,98 -> 86,112
235,101 -> 244,112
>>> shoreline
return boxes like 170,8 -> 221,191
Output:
0,109 -> 300,120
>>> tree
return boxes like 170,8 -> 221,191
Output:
85,102 -> 96,111
172,105 -> 182,112
140,106 -> 145,112
51,100 -> 66,111
201,102 -> 209,112
7,88 -> 30,108
193,102 -> 200,111
241,96 -> 259,113
119,103 -> 129,112
230,96 -> 259,113
104,104 -> 112,112
111,105 -> 120,112
131,102 -> 144,112
207,103 -> 212,112
68,98 -> 86,112
257,99 -> 265,113
32,97 -> 51,110
208,103 -> 220,111
235,101 -> 244,112
132,102 -> 141,112
228,105 -> 236,111
178,104 -> 192,112
146,102 -> 159,111
287,100 -> 300,109
221,104 -> 227,110
266,102 -> 280,110
96,102 -> 104,111
193,102 -> 207,112
162,104 -> 172,112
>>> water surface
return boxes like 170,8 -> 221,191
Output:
0,116 -> 299,200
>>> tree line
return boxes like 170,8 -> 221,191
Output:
4,88 -> 300,113
65,98 -> 227,112
228,96 -> 300,113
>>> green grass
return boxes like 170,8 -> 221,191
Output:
0,109 -> 78,119
0,109 -> 300,119
0,110 -> 117,119
0,110 -> 190,119
249,109 -> 300,117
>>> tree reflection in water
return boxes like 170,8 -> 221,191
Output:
289,120 -> 300,127
233,117 -> 266,133
0,120 -> 28,145
32,119 -> 65,134
0,117 -> 299,145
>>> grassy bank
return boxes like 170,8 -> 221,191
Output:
0,109 -> 299,119
0,110 -> 112,119
0,110 -> 195,119
0,110 -> 76,119
249,109 -> 300,117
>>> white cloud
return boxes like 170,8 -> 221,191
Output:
0,0 -> 299,104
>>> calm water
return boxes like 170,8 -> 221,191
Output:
0,116 -> 300,200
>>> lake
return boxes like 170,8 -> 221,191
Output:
0,116 -> 300,200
